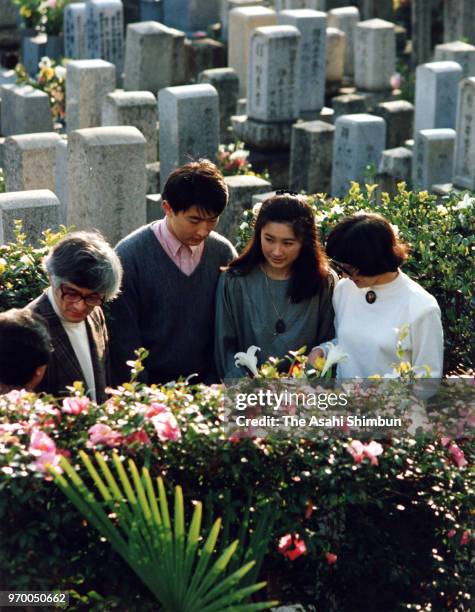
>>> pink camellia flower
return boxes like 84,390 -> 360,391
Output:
447,529 -> 457,538
151,411 -> 181,442
145,402 -> 168,419
448,442 -> 467,468
124,429 -> 152,447
29,428 -> 56,454
390,72 -> 402,90
460,531 -> 470,546
326,552 -> 338,565
278,533 -> 307,561
6,389 -> 27,405
33,451 -> 62,474
62,396 -> 90,415
347,440 -> 383,466
88,424 -> 122,447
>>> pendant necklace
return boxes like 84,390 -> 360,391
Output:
262,266 -> 290,334
365,290 -> 377,304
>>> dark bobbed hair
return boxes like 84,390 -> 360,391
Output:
227,194 -> 330,302
325,212 -> 409,275
43,231 -> 122,300
162,159 -> 228,216
0,308 -> 51,387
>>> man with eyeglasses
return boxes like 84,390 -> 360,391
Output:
27,231 -> 123,402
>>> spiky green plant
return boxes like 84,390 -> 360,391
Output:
53,452 -> 278,611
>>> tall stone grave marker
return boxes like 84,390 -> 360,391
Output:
278,9 -> 327,118
453,77 -> 475,190
354,19 -> 395,91
331,113 -> 386,197
228,6 -> 277,97
198,68 -> 239,143
55,137 -> 69,224
86,0 -> 124,75
411,0 -> 432,67
68,126 -> 147,245
373,100 -> 414,148
434,41 -> 475,79
443,0 -> 475,44
4,133 -> 61,192
220,0 -> 265,42
326,27 -> 346,90
0,190 -> 60,246
0,85 -> 53,136
327,6 -> 360,77
64,3 -> 87,59
414,61 -> 462,133
158,84 -> 219,190
163,0 -> 221,33
102,91 -> 158,163
289,120 -> 335,193
412,128 -> 455,190
66,59 -> 116,132
123,22 -> 186,92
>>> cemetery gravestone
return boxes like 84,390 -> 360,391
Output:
412,128 -> 456,190
102,91 -> 158,163
68,126 -> 147,245
162,0 -> 221,33
66,59 -> 116,132
139,0 -> 163,22
23,34 -> 47,77
434,41 -> 475,79
0,190 -> 60,246
220,0 -> 265,42
64,3 -> 87,59
360,0 -> 393,21
4,133 -> 61,193
0,85 -> 53,136
198,68 -> 239,143
379,146 -> 412,182
289,120 -> 335,193
331,113 -> 386,197
443,0 -> 475,45
453,77 -> 475,190
158,84 -> 219,191
411,0 -> 432,67
354,19 -> 395,91
85,0 -> 124,76
55,137 -> 69,224
228,6 -> 277,97
184,38 -> 225,82
331,93 -> 366,119
278,9 -> 327,118
414,61 -> 462,134
124,22 -> 186,92
374,100 -> 414,148
327,6 -> 360,77
326,27 -> 346,90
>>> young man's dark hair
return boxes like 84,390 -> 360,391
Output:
162,159 -> 229,216
0,308 -> 51,391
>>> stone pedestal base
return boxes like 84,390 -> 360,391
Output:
231,114 -> 293,149
356,89 -> 401,111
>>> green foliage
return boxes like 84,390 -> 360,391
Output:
236,183 -> 475,373
0,168 -> 5,193
54,452 -> 276,611
0,220 -> 69,311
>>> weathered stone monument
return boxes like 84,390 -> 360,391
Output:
278,9 -> 327,119
413,128 -> 456,190
289,120 -> 335,193
158,84 -> 219,190
220,0 -> 266,42
373,100 -> 414,149
123,21 -> 186,92
64,2 -> 87,59
453,77 -> 475,190
198,68 -> 239,143
327,6 -> 360,77
68,126 -> 147,245
85,0 -> 124,75
0,85 -> 53,136
0,190 -> 60,246
414,61 -> 462,133
326,27 -> 346,92
4,133 -> 61,193
354,19 -> 395,92
411,0 -> 432,67
443,0 -> 475,45
331,113 -> 386,197
228,6 -> 277,97
66,59 -> 116,132
163,0 -> 221,33
434,41 -> 475,79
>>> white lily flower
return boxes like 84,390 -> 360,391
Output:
39,56 -> 52,69
54,65 -> 66,79
234,345 -> 260,377
321,343 -> 348,376
454,192 -> 474,211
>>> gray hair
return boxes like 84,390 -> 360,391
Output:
43,231 -> 123,301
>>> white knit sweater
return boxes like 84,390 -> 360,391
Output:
323,271 -> 444,378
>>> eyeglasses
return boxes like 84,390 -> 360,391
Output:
59,284 -> 104,307
275,189 -> 299,196
330,259 -> 359,278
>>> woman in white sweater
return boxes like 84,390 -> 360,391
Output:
309,212 -> 444,378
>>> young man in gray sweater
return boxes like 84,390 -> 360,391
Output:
108,159 -> 237,385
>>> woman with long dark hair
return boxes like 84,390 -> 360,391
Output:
215,193 -> 336,379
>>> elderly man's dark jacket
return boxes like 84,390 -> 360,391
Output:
28,293 -> 110,403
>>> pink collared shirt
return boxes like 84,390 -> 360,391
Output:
152,217 -> 204,276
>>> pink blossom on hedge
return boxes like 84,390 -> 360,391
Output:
447,529 -> 456,538
62,396 -> 90,415
278,533 -> 306,561
32,451 -> 62,474
151,411 -> 181,442
347,440 -> 383,466
460,531 -> 470,545
6,389 -> 27,405
29,428 -> 56,453
448,443 -> 467,468
145,402 -> 168,419
124,429 -> 152,447
88,424 -> 122,447
326,552 -> 338,565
